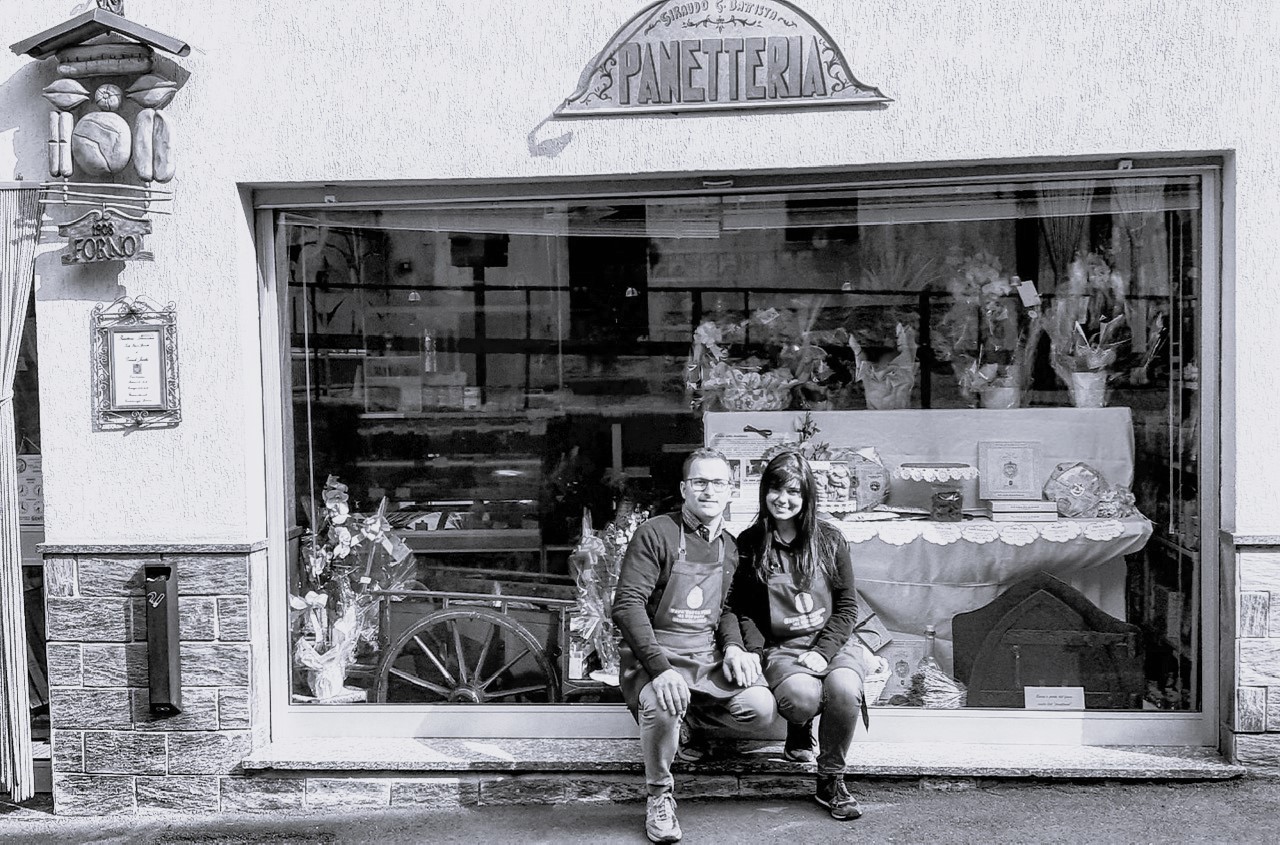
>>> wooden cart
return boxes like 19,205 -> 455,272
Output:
370,581 -> 613,704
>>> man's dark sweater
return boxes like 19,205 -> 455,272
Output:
612,511 -> 745,680
730,520 -> 859,663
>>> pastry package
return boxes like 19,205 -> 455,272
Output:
1042,462 -> 1138,518
813,447 -> 889,512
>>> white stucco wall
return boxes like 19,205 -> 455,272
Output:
0,0 -> 1277,542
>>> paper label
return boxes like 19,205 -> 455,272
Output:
1040,521 -> 1083,543
960,523 -> 1001,544
997,523 -> 1040,546
1024,686 -> 1085,710
1014,278 -> 1042,307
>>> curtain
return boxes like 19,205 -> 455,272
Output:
1035,180 -> 1096,288
0,189 -> 39,802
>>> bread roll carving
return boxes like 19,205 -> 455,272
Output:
133,108 -> 175,183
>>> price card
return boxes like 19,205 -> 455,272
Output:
1024,686 -> 1085,710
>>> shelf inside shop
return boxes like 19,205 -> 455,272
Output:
401,528 -> 542,552
1150,534 -> 1199,559
356,457 -> 542,470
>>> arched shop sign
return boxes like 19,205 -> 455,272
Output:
556,0 -> 889,117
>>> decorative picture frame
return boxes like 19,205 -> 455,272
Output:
91,296 -> 180,431
977,440 -> 1042,500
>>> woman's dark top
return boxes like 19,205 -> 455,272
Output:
730,519 -> 859,662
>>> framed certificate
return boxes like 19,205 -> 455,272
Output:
91,297 -> 181,430
978,440 -> 1042,500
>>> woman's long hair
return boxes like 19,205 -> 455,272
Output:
749,451 -> 839,589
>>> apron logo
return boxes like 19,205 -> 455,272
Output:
795,592 -> 814,614
686,586 -> 704,609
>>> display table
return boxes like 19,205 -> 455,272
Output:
836,516 -> 1153,674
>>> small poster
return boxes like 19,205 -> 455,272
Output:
978,441 -> 1042,500
91,297 -> 181,430
110,328 -> 164,409
709,431 -> 799,512
875,639 -> 926,704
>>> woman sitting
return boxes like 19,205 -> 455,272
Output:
730,451 -> 869,821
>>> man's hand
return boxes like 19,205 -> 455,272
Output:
797,651 -> 829,673
651,668 -> 691,715
722,645 -> 762,687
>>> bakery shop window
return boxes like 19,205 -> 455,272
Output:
278,172 -> 1209,712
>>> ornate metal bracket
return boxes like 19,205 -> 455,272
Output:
91,296 -> 180,431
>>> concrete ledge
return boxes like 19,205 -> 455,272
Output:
39,541 -> 269,554
244,738 -> 1245,781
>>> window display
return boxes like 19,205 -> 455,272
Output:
278,171 -> 1206,713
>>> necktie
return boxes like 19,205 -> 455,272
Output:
697,525 -> 710,542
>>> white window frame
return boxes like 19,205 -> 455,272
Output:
256,161 -> 1222,746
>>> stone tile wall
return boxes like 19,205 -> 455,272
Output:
44,547 -> 268,815
1229,545 -> 1280,772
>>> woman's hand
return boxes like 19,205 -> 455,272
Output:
722,644 -> 762,687
797,651 -> 828,673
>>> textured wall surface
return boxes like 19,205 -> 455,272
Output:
0,0 -> 1277,540
42,548 -> 268,814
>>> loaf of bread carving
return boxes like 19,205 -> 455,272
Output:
57,42 -> 152,78
42,79 -> 89,111
133,108 -> 175,183
71,112 -> 131,175
126,75 -> 179,110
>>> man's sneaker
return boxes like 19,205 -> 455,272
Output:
645,792 -> 682,843
782,718 -> 816,764
815,775 -> 862,821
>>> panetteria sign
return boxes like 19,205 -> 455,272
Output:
556,0 -> 888,116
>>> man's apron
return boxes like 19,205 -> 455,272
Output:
762,560 -> 871,728
620,516 -> 742,713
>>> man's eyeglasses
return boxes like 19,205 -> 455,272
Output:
686,478 -> 731,492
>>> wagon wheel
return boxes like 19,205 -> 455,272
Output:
374,607 -> 560,704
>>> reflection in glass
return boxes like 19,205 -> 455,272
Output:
279,175 -> 1205,712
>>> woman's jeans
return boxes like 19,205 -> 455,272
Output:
773,667 -> 864,775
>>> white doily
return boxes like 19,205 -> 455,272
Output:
891,464 -> 980,483
833,518 -> 1132,546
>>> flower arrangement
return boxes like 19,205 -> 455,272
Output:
848,323 -> 918,410
293,476 -> 413,702
685,302 -> 852,412
568,500 -> 650,682
1041,252 -> 1130,406
686,312 -> 798,411
933,250 -> 1040,407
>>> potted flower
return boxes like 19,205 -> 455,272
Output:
934,250 -> 1039,408
848,323 -> 918,410
1042,252 -> 1130,407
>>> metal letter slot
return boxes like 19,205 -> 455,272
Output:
144,565 -> 182,715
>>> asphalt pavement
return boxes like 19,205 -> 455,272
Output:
2,778 -> 1278,844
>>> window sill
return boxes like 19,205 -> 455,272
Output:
242,737 -> 1243,780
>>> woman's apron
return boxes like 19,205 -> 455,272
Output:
620,517 -> 743,713
762,559 -> 871,727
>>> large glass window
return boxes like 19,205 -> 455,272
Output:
278,172 -> 1206,714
